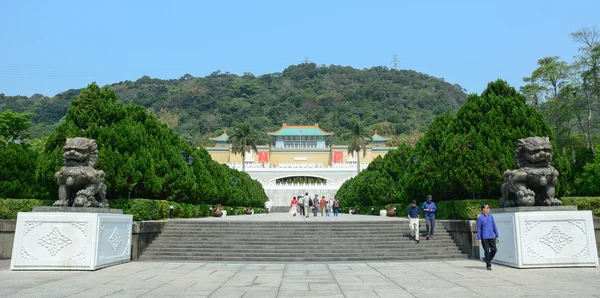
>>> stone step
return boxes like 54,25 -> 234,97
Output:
156,231 -> 449,237
144,243 -> 455,250
140,252 -> 466,261
165,222 -> 413,226
141,220 -> 464,261
147,240 -> 455,248
144,242 -> 458,248
141,250 -> 462,257
150,232 -> 451,240
144,248 -> 462,255
159,228 -> 444,232
148,237 -> 452,243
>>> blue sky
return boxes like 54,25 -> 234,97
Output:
1,0 -> 598,97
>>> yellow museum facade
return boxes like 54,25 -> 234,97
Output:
203,123 -> 395,166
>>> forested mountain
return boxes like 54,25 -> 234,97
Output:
0,63 -> 467,145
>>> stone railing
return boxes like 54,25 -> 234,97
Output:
226,163 -> 369,169
267,181 -> 333,186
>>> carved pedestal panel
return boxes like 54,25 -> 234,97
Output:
480,211 -> 598,268
10,212 -> 132,270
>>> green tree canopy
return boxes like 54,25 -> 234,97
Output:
337,80 -> 562,206
35,82 -> 267,206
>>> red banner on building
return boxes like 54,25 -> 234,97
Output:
258,151 -> 269,163
333,151 -> 343,163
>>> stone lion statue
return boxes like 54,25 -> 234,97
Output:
500,136 -> 561,207
53,137 -> 108,208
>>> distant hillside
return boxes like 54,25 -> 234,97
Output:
0,63 -> 467,145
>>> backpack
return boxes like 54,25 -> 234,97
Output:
308,198 -> 313,207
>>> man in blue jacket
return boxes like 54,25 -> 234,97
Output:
421,195 -> 436,240
477,203 -> 499,270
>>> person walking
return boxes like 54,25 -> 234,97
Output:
303,192 -> 311,218
298,195 -> 305,217
408,200 -> 420,243
264,199 -> 271,215
319,196 -> 327,217
333,197 -> 340,216
312,194 -> 319,217
421,195 -> 436,240
478,203 -> 499,270
289,196 -> 298,217
325,199 -> 331,217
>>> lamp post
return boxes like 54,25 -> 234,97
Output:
180,149 -> 194,166
209,207 -> 213,217
169,205 -> 174,218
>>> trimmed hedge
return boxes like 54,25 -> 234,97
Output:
561,197 -> 600,216
0,198 -> 263,221
346,200 -> 500,220
0,199 -> 54,219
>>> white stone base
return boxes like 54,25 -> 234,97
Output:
480,210 -> 599,268
10,212 -> 133,270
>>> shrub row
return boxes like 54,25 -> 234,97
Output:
561,197 -> 600,216
0,199 -> 54,219
349,197 -> 600,220
0,198 -> 264,221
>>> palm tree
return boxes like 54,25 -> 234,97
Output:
347,118 -> 371,174
229,123 -> 259,172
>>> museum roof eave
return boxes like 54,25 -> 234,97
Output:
372,133 -> 389,142
204,147 -> 230,151
209,130 -> 229,142
372,147 -> 397,151
267,123 -> 334,136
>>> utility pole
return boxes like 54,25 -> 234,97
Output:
304,57 -> 310,64
392,54 -> 398,70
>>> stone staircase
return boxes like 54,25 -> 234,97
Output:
140,221 -> 468,261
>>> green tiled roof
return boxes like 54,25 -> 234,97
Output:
209,130 -> 229,142
204,147 -> 230,151
210,135 -> 229,142
372,134 -> 389,142
372,147 -> 397,151
268,124 -> 333,136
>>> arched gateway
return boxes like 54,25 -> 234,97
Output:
203,123 -> 396,207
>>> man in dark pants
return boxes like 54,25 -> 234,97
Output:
477,203 -> 499,270
421,195 -> 436,240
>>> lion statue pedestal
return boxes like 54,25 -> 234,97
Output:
10,138 -> 133,271
482,137 -> 598,268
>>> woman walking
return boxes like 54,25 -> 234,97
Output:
289,197 -> 299,216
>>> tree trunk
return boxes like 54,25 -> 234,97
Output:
242,151 -> 246,172
357,151 -> 360,174
588,102 -> 596,156
575,114 -> 589,149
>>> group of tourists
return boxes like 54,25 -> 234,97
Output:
408,195 -> 499,270
288,193 -> 340,217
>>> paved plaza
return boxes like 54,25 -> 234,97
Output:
1,258 -> 599,298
